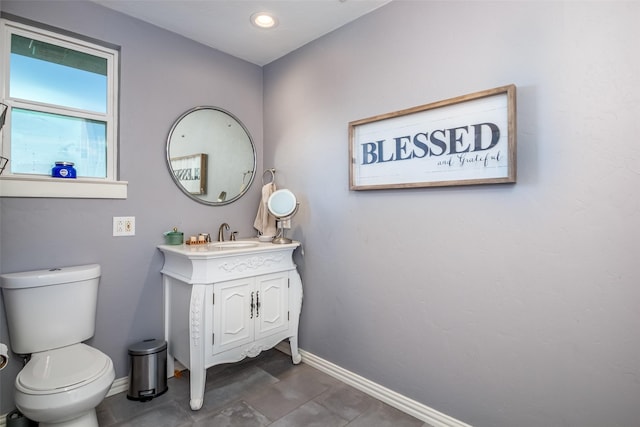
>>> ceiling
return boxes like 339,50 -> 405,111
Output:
92,0 -> 392,66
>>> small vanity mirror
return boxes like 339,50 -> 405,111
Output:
166,107 -> 256,205
267,189 -> 299,244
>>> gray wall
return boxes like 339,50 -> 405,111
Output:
263,2 -> 640,427
1,1 -> 639,426
0,0 -> 263,412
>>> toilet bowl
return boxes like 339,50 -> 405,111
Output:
0,265 -> 115,427
14,344 -> 115,427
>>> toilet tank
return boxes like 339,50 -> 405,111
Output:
0,264 -> 101,354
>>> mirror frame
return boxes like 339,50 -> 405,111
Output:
166,106 -> 257,206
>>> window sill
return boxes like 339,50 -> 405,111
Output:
0,176 -> 128,199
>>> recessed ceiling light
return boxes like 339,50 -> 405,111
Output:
251,12 -> 278,29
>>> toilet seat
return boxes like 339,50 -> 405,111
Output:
17,344 -> 112,394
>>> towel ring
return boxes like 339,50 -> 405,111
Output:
262,168 -> 276,185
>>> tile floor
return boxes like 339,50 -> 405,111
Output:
97,349 -> 433,427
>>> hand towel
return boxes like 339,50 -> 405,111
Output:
253,182 -> 277,236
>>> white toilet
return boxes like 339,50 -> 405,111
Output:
0,264 -> 115,427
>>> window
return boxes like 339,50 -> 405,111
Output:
0,18 -> 126,198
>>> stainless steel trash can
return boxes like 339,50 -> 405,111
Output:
127,339 -> 168,401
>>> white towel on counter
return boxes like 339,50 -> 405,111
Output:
253,182 -> 277,236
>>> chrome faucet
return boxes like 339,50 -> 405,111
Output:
217,223 -> 230,242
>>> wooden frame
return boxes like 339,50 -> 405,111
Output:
170,153 -> 208,195
349,85 -> 516,190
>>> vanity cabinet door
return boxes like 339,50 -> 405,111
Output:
211,273 -> 290,355
213,278 -> 254,354
255,273 -> 289,340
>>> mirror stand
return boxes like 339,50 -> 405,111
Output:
272,211 -> 298,244
273,222 -> 292,244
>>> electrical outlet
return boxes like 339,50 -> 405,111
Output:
113,216 -> 135,236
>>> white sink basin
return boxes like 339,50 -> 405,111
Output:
211,241 -> 260,249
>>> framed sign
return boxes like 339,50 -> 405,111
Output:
170,153 -> 207,195
349,85 -> 516,190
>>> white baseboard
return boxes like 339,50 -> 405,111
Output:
276,343 -> 472,427
106,376 -> 129,397
1,347 -> 472,427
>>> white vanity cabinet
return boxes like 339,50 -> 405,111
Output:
158,240 -> 302,410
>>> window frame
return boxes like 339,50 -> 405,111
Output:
0,18 -> 126,199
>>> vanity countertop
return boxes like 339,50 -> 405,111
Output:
157,238 -> 300,259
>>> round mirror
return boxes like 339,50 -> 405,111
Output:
166,106 -> 256,205
268,189 -> 298,218
267,189 -> 299,244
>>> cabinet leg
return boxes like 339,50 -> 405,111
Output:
189,368 -> 206,410
289,336 -> 302,364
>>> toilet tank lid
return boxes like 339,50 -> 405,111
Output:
0,264 -> 101,289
